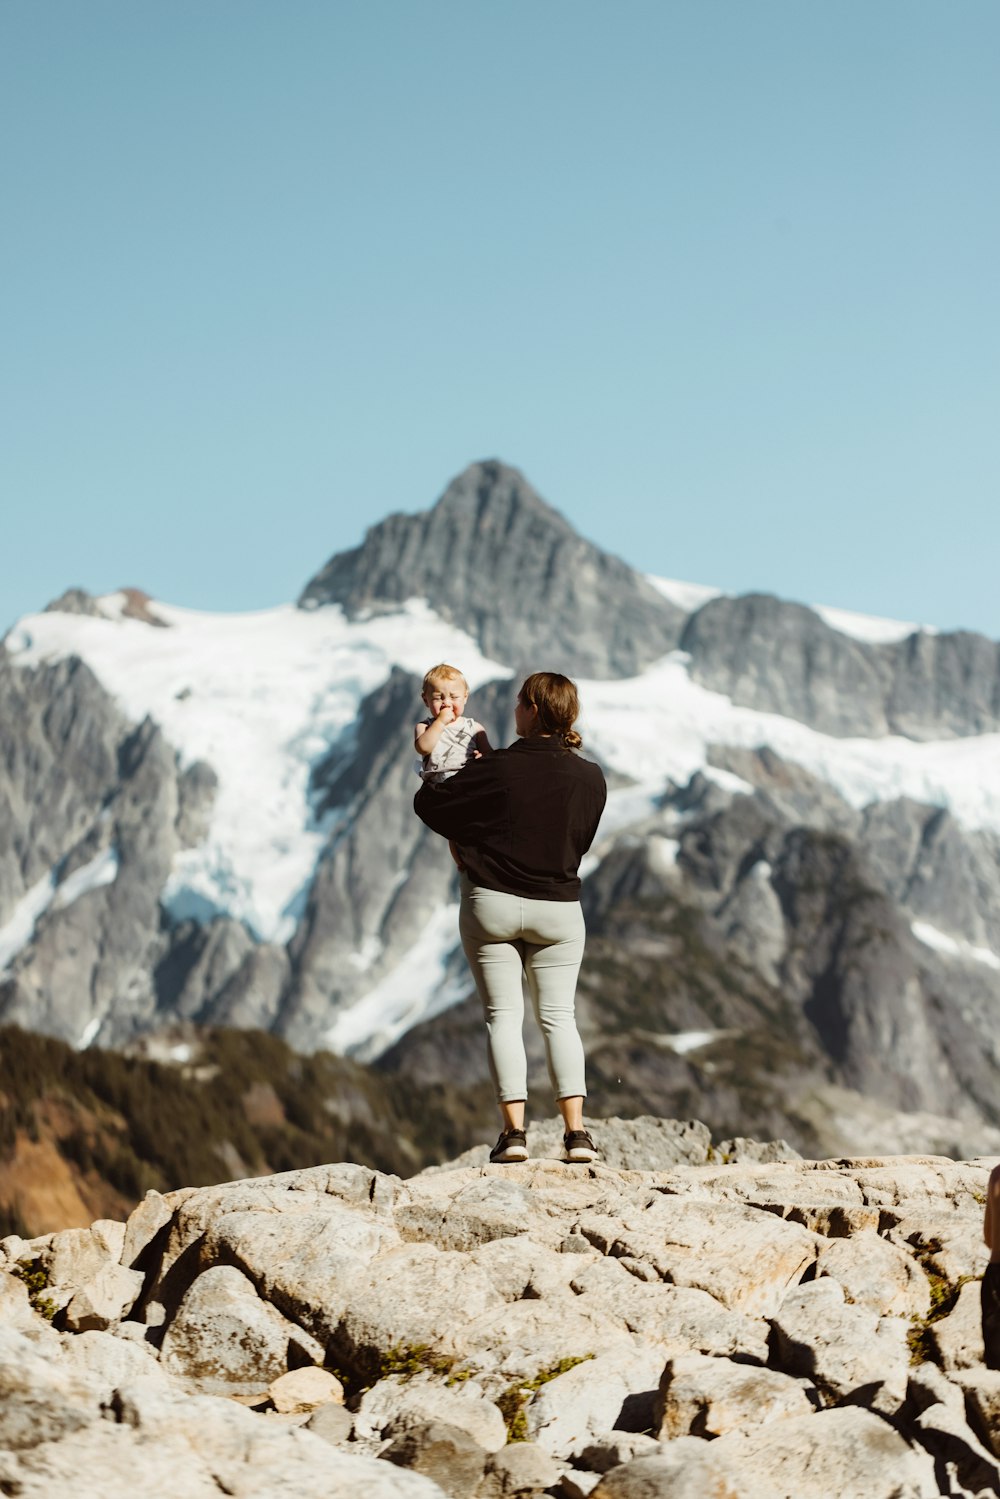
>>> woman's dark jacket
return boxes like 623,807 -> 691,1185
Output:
413,737 -> 607,901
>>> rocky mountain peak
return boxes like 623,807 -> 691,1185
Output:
41,587 -> 169,629
42,587 -> 105,619
299,460 -> 685,677
430,458 -> 577,536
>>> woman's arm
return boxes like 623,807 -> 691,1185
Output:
413,756 -> 506,843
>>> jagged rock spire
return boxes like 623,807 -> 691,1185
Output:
299,460 -> 685,678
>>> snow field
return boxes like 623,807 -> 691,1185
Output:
5,580 -> 997,1051
7,598 -> 509,943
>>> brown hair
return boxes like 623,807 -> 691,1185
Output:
422,663 -> 469,698
519,671 -> 583,750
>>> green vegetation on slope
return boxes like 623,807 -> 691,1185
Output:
0,1025 -> 493,1237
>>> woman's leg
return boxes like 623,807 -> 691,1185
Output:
522,900 -> 587,1103
459,882 -> 529,1108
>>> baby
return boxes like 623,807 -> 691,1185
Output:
414,663 -> 491,782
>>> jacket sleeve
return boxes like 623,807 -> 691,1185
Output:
578,770 -> 608,854
413,757 -> 507,844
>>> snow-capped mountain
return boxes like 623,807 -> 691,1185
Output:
3,460 -> 1000,1154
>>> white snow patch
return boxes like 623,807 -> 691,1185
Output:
52,848 -> 119,910
10,580 -> 1000,1063
664,1030 -> 719,1055
646,570 -> 935,644
646,836 -> 681,876
323,902 -> 466,1060
702,766 -> 755,797
600,783 -> 664,838
647,576 -> 724,613
77,1017 -> 101,1051
578,652 -> 1000,841
7,597 -> 510,943
577,784 -> 674,882
346,935 -> 384,973
96,591 -> 130,621
0,873 -> 56,973
812,603 -> 933,644
646,568 -> 935,645
0,849 -> 119,978
911,921 -> 1000,971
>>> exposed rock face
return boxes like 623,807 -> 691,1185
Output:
43,588 -> 105,618
6,460 -> 1000,1168
681,593 -> 1000,740
0,1119 -> 995,1497
279,666 -> 461,1052
681,594 -> 894,737
383,761 -> 1000,1156
298,460 -> 686,678
152,915 -> 290,1030
0,652 -> 124,920
0,654 -> 190,1045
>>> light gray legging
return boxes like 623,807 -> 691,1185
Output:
458,877 -> 587,1103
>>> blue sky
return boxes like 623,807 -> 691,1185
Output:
3,1 -> 998,638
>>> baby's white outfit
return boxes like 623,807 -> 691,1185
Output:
415,715 -> 485,783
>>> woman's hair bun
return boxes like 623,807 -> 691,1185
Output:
519,672 -> 583,750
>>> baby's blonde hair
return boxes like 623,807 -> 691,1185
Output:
422,663 -> 469,698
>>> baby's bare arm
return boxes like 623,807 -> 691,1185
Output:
415,709 -> 454,756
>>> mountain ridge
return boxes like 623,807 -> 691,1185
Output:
299,459 -> 686,678
3,459 -> 1000,1165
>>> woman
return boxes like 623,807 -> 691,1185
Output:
414,671 -> 607,1163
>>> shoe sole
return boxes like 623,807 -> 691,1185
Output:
490,1147 -> 529,1163
565,1147 -> 598,1163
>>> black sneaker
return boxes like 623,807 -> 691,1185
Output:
489,1128 -> 528,1163
563,1129 -> 598,1163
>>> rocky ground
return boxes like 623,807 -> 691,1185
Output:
2,1116 -> 1000,1498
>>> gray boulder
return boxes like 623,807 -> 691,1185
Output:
656,1351 -> 813,1439
930,1278 -> 987,1371
379,1419 -> 487,1499
769,1278 -> 910,1410
0,1323 -> 99,1453
577,1195 -> 817,1317
357,1370 -> 507,1452
567,1258 -> 769,1363
815,1227 -> 931,1318
592,1407 -> 939,1498
305,1400 -> 354,1445
912,1399 -> 1000,1494
159,1264 -> 322,1393
523,1346 -> 664,1456
479,1441 -> 560,1496
64,1261 -> 144,1331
